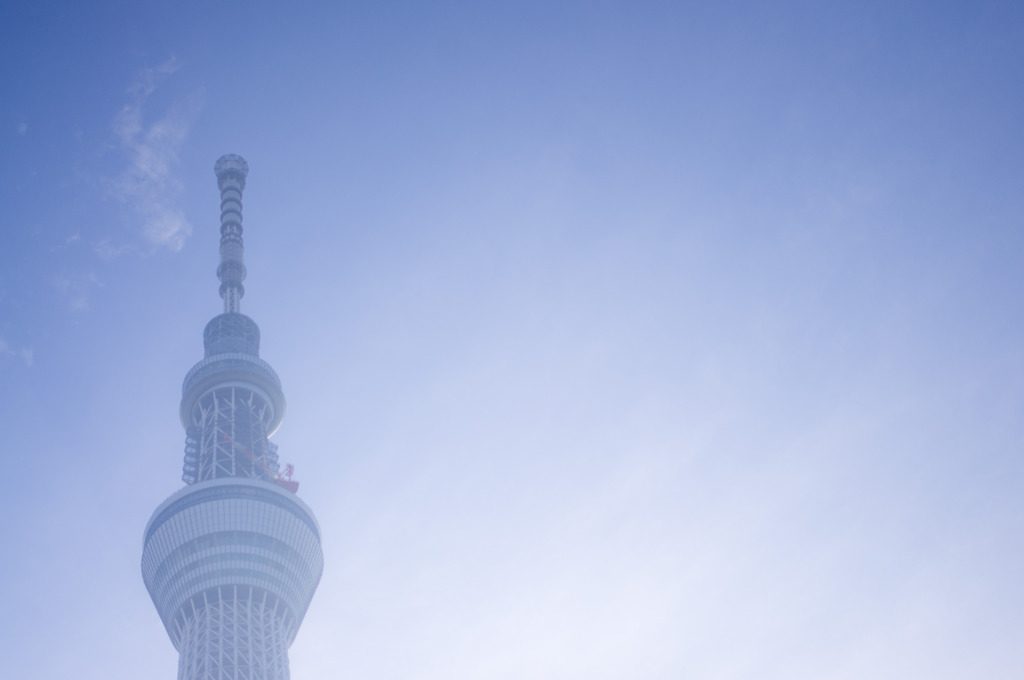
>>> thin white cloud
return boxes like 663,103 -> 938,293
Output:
17,122 -> 27,135
0,337 -> 33,367
50,231 -> 81,253
107,57 -> 203,252
52,272 -> 102,312
93,238 -> 133,262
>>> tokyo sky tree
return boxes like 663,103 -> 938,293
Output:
142,155 -> 323,680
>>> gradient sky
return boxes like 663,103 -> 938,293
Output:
2,1 -> 1023,678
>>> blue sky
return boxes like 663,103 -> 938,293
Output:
2,1 -> 1023,678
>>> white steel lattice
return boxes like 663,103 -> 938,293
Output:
176,587 -> 294,680
188,386 -> 279,483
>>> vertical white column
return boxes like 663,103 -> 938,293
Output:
214,155 -> 249,314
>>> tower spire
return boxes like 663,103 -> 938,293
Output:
214,154 -> 249,313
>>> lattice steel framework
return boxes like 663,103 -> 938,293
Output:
176,587 -> 293,680
183,386 -> 280,484
143,156 -> 323,680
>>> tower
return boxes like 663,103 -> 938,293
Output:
142,155 -> 323,680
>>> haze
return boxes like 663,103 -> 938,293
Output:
1,2 -> 1022,678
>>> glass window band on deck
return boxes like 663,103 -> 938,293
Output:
182,353 -> 281,397
149,530 -> 316,593
145,484 -> 320,543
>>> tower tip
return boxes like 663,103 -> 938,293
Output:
215,155 -> 249,312
215,154 -> 249,189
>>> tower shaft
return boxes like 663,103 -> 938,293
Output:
176,587 -> 293,680
216,155 -> 248,313
143,156 -> 322,680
